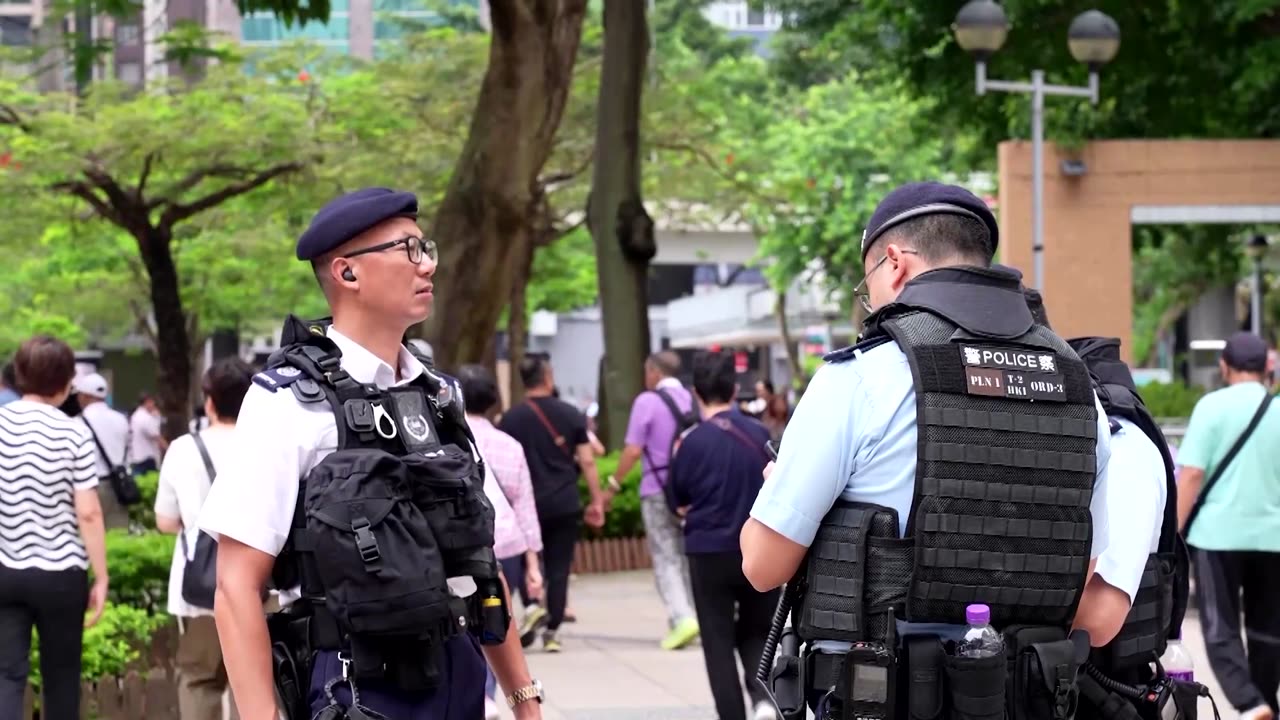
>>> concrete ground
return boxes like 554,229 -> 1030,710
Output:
499,571 -> 1236,720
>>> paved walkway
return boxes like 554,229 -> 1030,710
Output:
500,571 -> 1237,720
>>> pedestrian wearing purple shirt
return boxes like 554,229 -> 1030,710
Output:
605,351 -> 701,650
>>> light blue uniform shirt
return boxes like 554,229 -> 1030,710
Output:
749,340 -> 1114,646
1094,416 -> 1166,604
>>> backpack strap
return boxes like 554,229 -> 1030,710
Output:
708,416 -> 769,463
641,388 -> 693,481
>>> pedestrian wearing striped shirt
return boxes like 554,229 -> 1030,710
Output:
0,336 -> 110,720
457,364 -> 545,720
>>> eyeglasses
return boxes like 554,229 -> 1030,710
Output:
853,249 -> 918,313
341,236 -> 437,265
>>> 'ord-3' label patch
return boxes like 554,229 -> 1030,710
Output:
960,345 -> 1066,402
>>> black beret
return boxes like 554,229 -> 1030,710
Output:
861,181 -> 999,260
296,187 -> 419,261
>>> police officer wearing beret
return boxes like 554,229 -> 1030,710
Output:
742,182 -> 1121,720
199,188 -> 544,720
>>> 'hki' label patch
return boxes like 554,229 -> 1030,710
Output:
959,345 -> 1066,402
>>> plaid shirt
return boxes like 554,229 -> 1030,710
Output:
468,415 -> 542,560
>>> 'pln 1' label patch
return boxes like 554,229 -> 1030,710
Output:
964,366 -> 1067,402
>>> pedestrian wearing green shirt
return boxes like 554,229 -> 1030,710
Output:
1177,331 -> 1280,720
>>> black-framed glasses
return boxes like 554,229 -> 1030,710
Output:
341,236 -> 437,265
853,248 -> 918,313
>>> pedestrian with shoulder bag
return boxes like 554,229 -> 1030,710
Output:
154,358 -> 254,720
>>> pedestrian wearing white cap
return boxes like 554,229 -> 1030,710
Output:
74,372 -> 131,530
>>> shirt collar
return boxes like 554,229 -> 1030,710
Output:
656,377 -> 683,390
327,326 -> 425,389
465,414 -> 495,431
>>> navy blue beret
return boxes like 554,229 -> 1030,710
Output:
861,181 -> 999,260
296,187 -> 419,261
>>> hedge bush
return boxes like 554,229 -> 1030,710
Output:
578,451 -> 644,539
127,471 -> 159,529
1138,381 -> 1206,420
104,529 -> 173,615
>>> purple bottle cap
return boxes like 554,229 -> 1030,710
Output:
966,604 -> 990,625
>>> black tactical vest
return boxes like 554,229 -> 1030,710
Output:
1068,337 -> 1189,675
260,315 -> 507,692
799,267 -> 1097,636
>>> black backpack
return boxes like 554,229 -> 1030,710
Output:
1068,337 -> 1191,655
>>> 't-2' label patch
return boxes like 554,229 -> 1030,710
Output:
960,345 -> 1066,402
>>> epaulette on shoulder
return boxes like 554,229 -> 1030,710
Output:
252,365 -> 307,393
823,335 -> 892,364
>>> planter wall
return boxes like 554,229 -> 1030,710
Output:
571,536 -> 651,574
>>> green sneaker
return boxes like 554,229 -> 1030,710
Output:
519,605 -> 548,648
543,631 -> 562,653
660,617 -> 700,650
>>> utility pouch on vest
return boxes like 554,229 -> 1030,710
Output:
303,449 -> 451,638
1006,626 -> 1090,720
944,648 -> 1007,720
1099,553 -> 1176,672
797,501 -> 908,644
907,638 -> 945,720
267,609 -> 314,720
1169,679 -> 1199,720
404,445 -> 497,578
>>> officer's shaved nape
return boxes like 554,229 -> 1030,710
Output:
868,213 -> 993,268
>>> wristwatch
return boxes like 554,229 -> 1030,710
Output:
606,474 -> 622,493
507,678 -> 544,708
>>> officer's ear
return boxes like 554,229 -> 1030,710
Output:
884,243 -> 914,286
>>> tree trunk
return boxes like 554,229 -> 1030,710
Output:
775,291 -> 806,391
587,0 -> 655,450
506,236 -> 536,405
422,0 -> 589,372
138,227 -> 193,441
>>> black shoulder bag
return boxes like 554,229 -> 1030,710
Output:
84,419 -> 142,505
181,433 -> 220,609
1183,391 -> 1276,537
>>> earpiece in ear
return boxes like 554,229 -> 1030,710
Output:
342,268 -> 356,282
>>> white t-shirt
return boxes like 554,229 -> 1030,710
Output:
155,425 -> 234,617
79,401 -> 129,477
130,407 -> 162,464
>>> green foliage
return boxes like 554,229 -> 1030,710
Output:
127,471 -> 160,529
764,1 -> 1280,158
528,227 -> 599,314
104,529 -> 174,614
1139,381 -> 1208,421
1131,227 -> 1246,365
28,603 -> 170,691
579,451 -> 645,539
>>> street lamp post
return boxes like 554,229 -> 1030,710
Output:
952,1 -> 1121,290
1246,234 -> 1270,336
